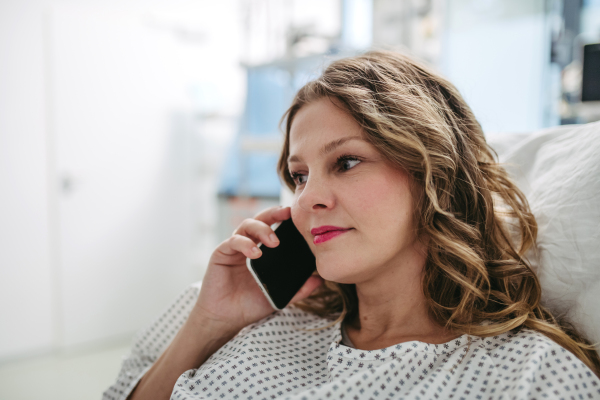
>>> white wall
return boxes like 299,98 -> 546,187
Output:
0,1 -> 55,359
0,0 -> 243,360
442,0 -> 557,133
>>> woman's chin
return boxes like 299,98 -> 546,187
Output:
315,260 -> 360,284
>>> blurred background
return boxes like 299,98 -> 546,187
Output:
0,0 -> 599,398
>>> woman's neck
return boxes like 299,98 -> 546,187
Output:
343,251 -> 460,350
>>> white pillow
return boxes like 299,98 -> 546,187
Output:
487,122 -> 600,351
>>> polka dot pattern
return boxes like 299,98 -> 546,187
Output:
104,284 -> 600,400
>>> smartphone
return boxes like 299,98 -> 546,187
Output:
246,218 -> 317,310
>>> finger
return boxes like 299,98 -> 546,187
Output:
218,234 -> 263,259
289,275 -> 324,304
233,218 -> 281,248
253,206 -> 291,227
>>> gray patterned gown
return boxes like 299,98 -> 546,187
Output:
103,283 -> 600,400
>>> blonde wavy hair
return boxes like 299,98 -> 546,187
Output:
277,50 -> 600,376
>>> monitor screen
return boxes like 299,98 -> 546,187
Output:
582,43 -> 600,102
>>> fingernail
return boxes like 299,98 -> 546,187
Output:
269,234 -> 279,243
252,246 -> 261,255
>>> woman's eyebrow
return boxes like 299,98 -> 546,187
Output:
287,136 -> 365,164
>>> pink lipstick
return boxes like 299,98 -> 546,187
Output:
311,226 -> 353,245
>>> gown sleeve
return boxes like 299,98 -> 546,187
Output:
102,282 -> 202,400
521,338 -> 600,399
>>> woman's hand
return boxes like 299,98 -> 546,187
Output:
128,206 -> 322,400
192,206 -> 323,337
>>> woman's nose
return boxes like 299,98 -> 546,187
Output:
296,175 -> 335,212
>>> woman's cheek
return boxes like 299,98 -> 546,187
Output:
354,171 -> 407,221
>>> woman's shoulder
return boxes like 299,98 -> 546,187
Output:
477,326 -> 576,357
197,305 -> 340,374
465,327 -> 600,398
473,327 -> 596,378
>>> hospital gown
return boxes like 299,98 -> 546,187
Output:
103,283 -> 600,400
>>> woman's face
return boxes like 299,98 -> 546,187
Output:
288,97 -> 425,284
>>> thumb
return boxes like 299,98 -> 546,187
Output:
289,275 -> 324,304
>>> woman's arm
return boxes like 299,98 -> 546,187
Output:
128,304 -> 240,400
104,206 -> 322,400
102,284 -> 242,400
102,284 -> 201,400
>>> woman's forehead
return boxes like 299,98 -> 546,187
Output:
288,98 -> 366,158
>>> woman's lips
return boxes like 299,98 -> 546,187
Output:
311,226 -> 353,245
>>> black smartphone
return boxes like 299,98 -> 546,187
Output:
246,218 -> 317,310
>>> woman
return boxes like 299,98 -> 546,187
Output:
104,51 -> 600,400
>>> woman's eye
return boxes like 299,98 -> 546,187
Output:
338,156 -> 362,171
290,172 -> 307,186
